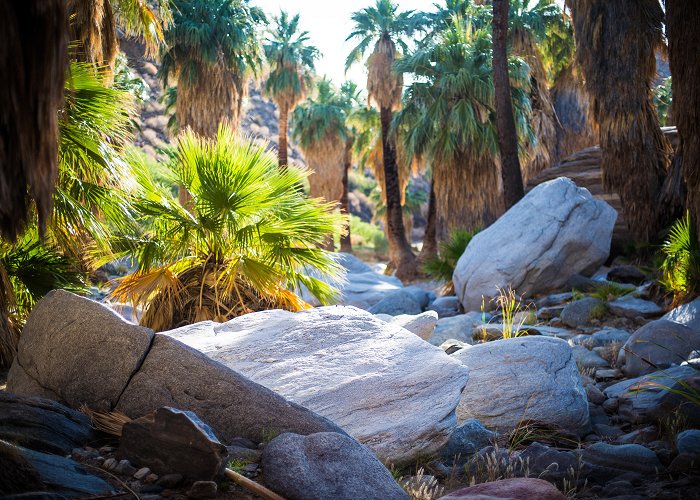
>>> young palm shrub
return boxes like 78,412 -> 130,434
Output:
159,0 -> 264,138
423,229 -> 478,295
660,212 -> 700,305
395,20 -> 533,241
263,11 -> 319,168
111,125 -> 344,332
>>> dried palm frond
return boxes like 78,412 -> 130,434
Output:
68,0 -> 118,69
80,404 -> 132,437
0,1 -> 68,241
367,36 -> 403,111
551,64 -> 596,158
571,0 -> 672,240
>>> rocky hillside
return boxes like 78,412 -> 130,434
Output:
119,38 -> 304,165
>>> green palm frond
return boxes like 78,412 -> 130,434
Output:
660,212 -> 700,301
113,0 -> 171,57
423,228 -> 479,293
291,77 -> 348,148
111,125 -> 344,331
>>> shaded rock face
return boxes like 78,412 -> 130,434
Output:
0,440 -> 114,497
262,432 -> 409,500
451,336 -> 590,436
579,442 -> 663,484
439,477 -> 566,500
118,407 -> 228,481
604,366 -> 700,427
7,291 -> 343,446
164,306 -> 469,464
620,319 -> 700,377
0,392 -> 95,455
454,177 -> 616,311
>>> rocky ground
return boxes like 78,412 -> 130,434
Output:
2,180 -> 699,499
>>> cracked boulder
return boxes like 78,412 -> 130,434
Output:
453,177 -> 616,311
450,336 -> 590,436
163,306 -> 470,464
7,291 -> 343,445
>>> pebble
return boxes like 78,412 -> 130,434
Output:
595,368 -> 622,380
99,446 -> 116,454
102,457 -> 117,471
114,459 -> 137,476
145,473 -> 159,484
157,473 -> 183,488
134,467 -> 151,480
186,480 -> 217,499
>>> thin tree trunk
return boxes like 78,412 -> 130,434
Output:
492,0 -> 524,210
666,0 -> 700,240
418,178 -> 438,263
340,138 -> 353,253
380,106 -> 417,280
278,103 -> 289,168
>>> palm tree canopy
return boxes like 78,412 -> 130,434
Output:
263,11 -> 319,111
159,0 -> 264,87
394,21 -> 533,166
291,77 -> 348,150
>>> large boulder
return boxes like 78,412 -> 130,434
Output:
663,296 -> 700,333
604,365 -> 700,426
619,319 -> 700,377
7,291 -> 343,446
451,336 -> 590,436
453,178 -> 616,311
164,306 -> 470,464
262,432 -> 409,500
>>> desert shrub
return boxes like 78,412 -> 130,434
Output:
423,229 -> 479,294
660,212 -> 700,304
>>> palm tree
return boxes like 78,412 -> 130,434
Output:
68,0 -> 168,69
493,0 -> 525,208
1,1 -> 69,242
111,125 -> 343,332
264,11 -> 319,168
159,0 -> 264,138
665,0 -> 700,243
346,0 -> 420,280
569,0 -> 671,241
394,20 -> 533,241
291,77 -> 347,218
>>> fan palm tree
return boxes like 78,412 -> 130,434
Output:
1,1 -> 68,242
159,0 -> 264,138
68,0 -> 169,69
264,11 -> 319,168
291,77 -> 347,220
569,0 -> 671,241
394,20 -> 533,241
111,125 -> 343,332
346,0 -> 421,279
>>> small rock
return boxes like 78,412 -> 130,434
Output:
441,339 -> 471,354
580,442 -> 664,483
607,265 -> 647,285
586,384 -> 606,405
536,292 -> 574,308
617,426 -> 658,445
368,289 -> 422,316
428,296 -> 462,318
134,467 -> 151,480
608,296 -> 663,319
572,345 -> 610,369
114,459 -> 137,477
594,423 -> 623,440
186,481 -> 217,499
561,297 -> 607,328
118,407 -> 228,481
157,473 -> 184,488
377,311 -> 439,340
595,368 -> 622,380
99,446 -> 115,454
440,419 -> 496,465
226,445 -> 261,463
102,457 -> 117,471
430,312 -> 486,345
145,473 -> 159,483
676,429 -> 700,455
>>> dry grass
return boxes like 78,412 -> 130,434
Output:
598,340 -> 623,367
571,0 -> 671,240
399,468 -> 445,500
79,405 -> 132,437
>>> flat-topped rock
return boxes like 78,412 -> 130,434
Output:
608,296 -> 663,318
163,306 -> 470,464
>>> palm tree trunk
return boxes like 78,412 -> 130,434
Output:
492,0 -> 524,210
380,106 -> 417,280
570,0 -> 670,241
278,103 -> 289,168
418,178 -> 438,263
340,137 -> 353,253
666,0 -> 700,240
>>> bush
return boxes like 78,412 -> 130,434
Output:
111,125 -> 344,331
660,212 -> 700,304
423,229 -> 479,294
348,215 -> 389,257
